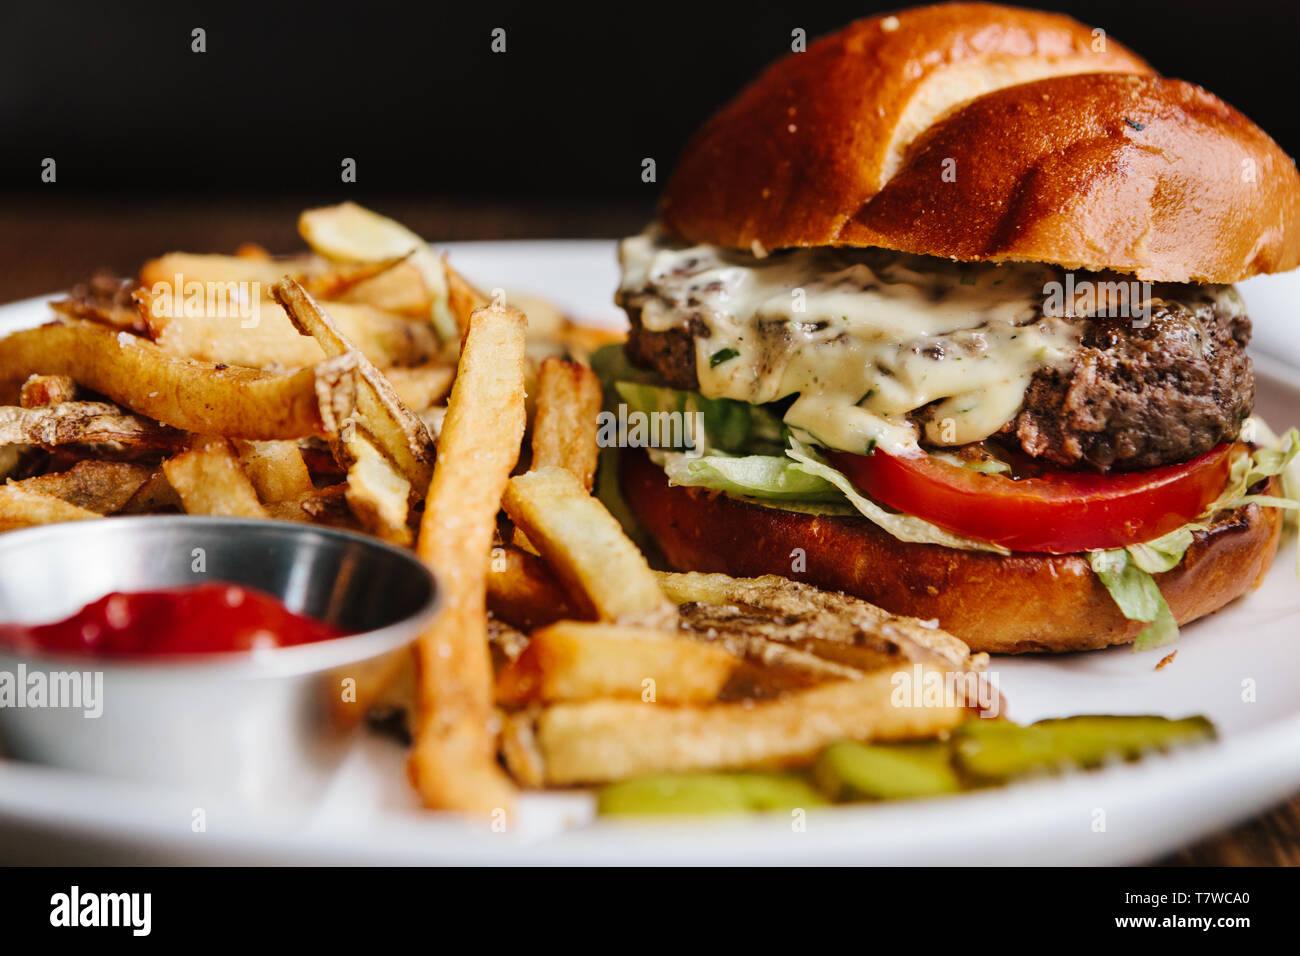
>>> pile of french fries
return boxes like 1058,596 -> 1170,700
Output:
0,202 -> 992,818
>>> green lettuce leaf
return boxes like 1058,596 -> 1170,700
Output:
1090,425 -> 1300,651
662,452 -> 841,501
1088,549 -> 1179,651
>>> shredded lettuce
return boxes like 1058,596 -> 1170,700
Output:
1089,426 -> 1300,651
662,452 -> 842,501
1089,549 -> 1179,651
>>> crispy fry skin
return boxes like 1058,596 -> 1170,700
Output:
0,402 -> 185,450
502,467 -> 674,623
659,572 -> 979,672
0,321 -> 328,439
11,461 -> 153,514
410,304 -> 527,815
49,274 -> 147,334
18,375 -> 77,408
0,485 -> 101,532
163,437 -> 269,518
272,280 -> 434,496
509,663 -> 976,785
118,468 -> 182,514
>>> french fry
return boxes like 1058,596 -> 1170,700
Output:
529,357 -> 603,489
508,664 -> 976,786
118,468 -> 182,514
343,433 -> 412,546
496,620 -> 739,707
410,303 -> 527,815
139,252 -> 305,294
660,572 -> 980,673
163,437 -> 269,518
486,545 -> 582,631
444,262 -> 489,334
299,255 -> 410,300
144,295 -> 438,370
298,203 -> 457,341
272,280 -> 434,496
0,485 -> 101,532
0,321 -> 336,440
502,466 -> 673,623
49,275 -> 148,334
505,292 -> 566,344
263,484 -> 353,527
18,375 -> 77,408
0,402 -> 185,450
234,440 -> 314,504
10,461 -> 154,514
510,356 -> 603,553
335,261 -> 433,317
382,364 -> 455,412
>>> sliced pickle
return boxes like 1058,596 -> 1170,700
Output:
597,773 -> 826,816
954,715 -> 1216,781
813,740 -> 961,801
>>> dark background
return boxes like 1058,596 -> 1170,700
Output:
0,1 -> 1298,867
1,0 -> 1296,201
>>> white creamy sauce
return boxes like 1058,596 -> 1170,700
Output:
620,227 -> 1084,455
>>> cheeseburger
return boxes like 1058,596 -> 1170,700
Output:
603,3 -> 1300,653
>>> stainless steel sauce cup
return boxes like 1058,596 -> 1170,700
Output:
0,517 -> 438,804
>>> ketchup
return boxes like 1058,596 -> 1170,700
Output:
0,583 -> 343,657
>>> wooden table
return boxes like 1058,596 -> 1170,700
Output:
1,195 -> 1295,866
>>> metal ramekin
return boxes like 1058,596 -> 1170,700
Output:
0,517 -> 438,804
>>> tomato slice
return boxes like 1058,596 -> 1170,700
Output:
826,443 -> 1240,553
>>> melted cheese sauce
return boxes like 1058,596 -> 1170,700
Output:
619,227 -> 1085,455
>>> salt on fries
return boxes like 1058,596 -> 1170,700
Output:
0,201 -> 990,822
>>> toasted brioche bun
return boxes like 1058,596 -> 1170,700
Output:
660,7 -> 1300,282
661,3 -> 1151,252
846,74 -> 1300,282
622,450 -> 1283,654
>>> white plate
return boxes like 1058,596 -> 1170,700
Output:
1,240 -> 1298,865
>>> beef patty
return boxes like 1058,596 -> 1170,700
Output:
621,293 -> 1253,472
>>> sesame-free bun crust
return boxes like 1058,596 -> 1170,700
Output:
661,4 -> 1151,251
660,6 -> 1300,282
846,73 -> 1300,282
622,450 -> 1283,654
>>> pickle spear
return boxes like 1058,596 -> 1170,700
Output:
954,715 -> 1215,782
598,773 -> 826,816
813,741 -> 961,801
